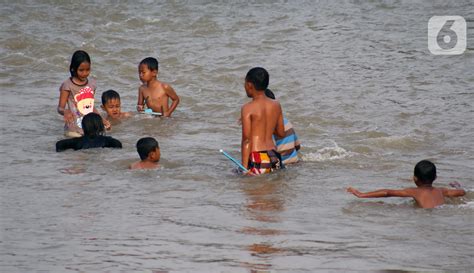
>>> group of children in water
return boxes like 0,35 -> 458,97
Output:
55,50 -> 466,208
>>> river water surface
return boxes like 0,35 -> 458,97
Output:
1,1 -> 473,272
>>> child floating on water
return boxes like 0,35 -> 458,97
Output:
346,160 -> 466,208
130,137 -> 161,170
136,57 -> 180,117
57,50 -> 110,137
101,89 -> 131,121
56,113 -> 122,152
264,89 -> 301,165
241,67 -> 285,175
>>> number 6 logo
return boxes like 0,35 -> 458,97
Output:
428,16 -> 466,55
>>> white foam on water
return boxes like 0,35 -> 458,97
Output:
458,201 -> 474,209
302,142 -> 352,162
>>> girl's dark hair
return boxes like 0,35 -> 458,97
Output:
264,88 -> 275,100
81,113 -> 104,137
70,50 -> 91,77
245,67 -> 269,91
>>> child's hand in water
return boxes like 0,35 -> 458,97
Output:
347,187 -> 362,197
103,119 -> 111,130
449,182 -> 462,189
63,109 -> 74,123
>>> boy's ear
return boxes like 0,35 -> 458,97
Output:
100,105 -> 105,110
413,176 -> 418,183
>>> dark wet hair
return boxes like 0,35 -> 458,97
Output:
245,67 -> 269,91
81,113 -> 105,138
264,88 -> 276,100
101,89 -> 121,105
136,137 -> 159,160
70,50 -> 91,77
139,57 -> 159,71
414,160 -> 437,184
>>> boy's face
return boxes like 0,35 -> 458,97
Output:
138,64 -> 157,83
150,147 -> 161,162
101,98 -> 122,119
244,81 -> 253,98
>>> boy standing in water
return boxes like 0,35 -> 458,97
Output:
241,67 -> 285,175
347,160 -> 466,208
136,57 -> 180,117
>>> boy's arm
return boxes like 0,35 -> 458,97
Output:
241,105 -> 251,169
164,84 -> 180,117
137,86 -> 145,111
442,187 -> 466,197
347,187 -> 415,198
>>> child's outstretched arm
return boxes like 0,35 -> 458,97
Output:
164,84 -> 180,117
442,187 -> 466,197
347,187 -> 414,198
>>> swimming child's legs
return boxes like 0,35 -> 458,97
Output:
248,150 -> 283,175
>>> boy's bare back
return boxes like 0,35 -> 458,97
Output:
242,96 -> 283,152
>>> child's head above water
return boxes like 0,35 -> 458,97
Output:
69,50 -> 91,79
136,137 -> 160,161
245,67 -> 269,91
414,160 -> 437,186
140,57 -> 159,71
138,57 -> 159,83
81,112 -> 105,138
101,90 -> 122,119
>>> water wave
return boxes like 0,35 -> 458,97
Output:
302,142 -> 352,162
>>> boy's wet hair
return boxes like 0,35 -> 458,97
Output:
414,160 -> 437,184
264,88 -> 275,100
140,57 -> 159,71
136,137 -> 159,160
82,113 -> 105,138
246,67 -> 269,91
70,50 -> 91,77
101,89 -> 121,105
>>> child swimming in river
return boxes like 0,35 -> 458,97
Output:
130,137 -> 161,169
56,113 -> 122,152
101,89 -> 132,121
136,57 -> 180,117
347,160 -> 466,208
57,50 -> 110,137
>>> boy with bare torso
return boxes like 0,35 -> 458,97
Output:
136,57 -> 180,117
241,67 -> 285,175
347,160 -> 466,208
